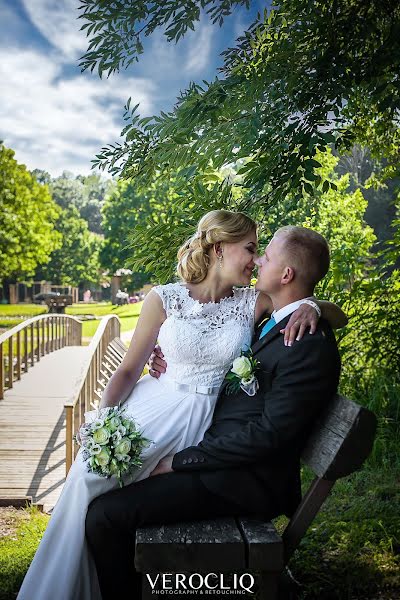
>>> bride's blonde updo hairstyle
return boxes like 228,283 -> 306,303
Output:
177,210 -> 257,283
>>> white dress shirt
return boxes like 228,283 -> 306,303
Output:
271,298 -> 310,324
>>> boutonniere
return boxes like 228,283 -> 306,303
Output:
225,348 -> 260,396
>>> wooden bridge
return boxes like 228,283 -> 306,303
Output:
0,314 -> 127,512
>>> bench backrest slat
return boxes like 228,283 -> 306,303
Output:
281,394 -> 377,563
301,394 -> 377,480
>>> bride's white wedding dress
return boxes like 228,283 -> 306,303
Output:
17,283 -> 259,600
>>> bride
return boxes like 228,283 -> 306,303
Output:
17,210 -> 346,600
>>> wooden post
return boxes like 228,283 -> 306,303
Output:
84,378 -> 88,417
87,364 -> 92,412
46,319 -> 50,353
30,324 -> 34,366
24,327 -> 28,373
0,345 -> 4,400
8,336 -> 13,388
36,321 -> 40,362
74,401 -> 80,459
41,319 -> 45,355
80,382 -> 84,426
65,405 -> 73,476
51,318 -> 55,352
77,320 -> 82,346
282,477 -> 335,564
91,358 -> 95,409
16,331 -> 21,380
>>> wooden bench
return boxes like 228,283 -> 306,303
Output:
134,394 -> 377,599
45,294 -> 73,314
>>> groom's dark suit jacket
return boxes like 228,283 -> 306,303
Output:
171,313 -> 341,519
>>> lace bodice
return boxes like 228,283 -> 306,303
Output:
152,283 -> 260,388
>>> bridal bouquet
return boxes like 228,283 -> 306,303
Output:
74,405 -> 152,487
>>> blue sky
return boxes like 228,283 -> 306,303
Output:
0,0 -> 266,177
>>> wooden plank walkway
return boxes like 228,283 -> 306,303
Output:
0,346 -> 89,513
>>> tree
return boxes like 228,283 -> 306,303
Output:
33,170 -> 115,235
79,0 -> 400,210
35,205 -> 103,287
100,179 -> 154,289
49,171 -> 86,211
0,143 -> 61,284
77,173 -> 115,234
31,168 -> 52,185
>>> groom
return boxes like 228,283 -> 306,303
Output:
85,225 -> 341,599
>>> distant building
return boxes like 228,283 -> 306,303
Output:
3,281 -> 78,304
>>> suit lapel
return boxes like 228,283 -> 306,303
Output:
252,314 -> 291,356
219,314 -> 291,398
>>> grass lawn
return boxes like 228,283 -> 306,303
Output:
0,506 -> 49,600
0,302 -> 143,340
276,463 -> 400,599
1,464 -> 399,600
0,305 -> 46,317
68,302 -> 143,337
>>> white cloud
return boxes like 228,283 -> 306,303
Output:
233,13 -> 252,40
21,0 -> 86,60
184,24 -> 214,75
0,47 -> 156,176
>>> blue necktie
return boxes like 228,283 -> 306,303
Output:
259,316 -> 276,339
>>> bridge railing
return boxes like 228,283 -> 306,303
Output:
64,315 -> 122,474
0,314 -> 82,400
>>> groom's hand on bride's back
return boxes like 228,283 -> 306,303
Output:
148,345 -> 167,378
149,304 -> 320,377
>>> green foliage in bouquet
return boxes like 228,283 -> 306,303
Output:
75,406 -> 152,487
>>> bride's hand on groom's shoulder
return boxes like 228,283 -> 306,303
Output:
280,304 -> 319,347
148,345 -> 167,378
149,455 -> 174,477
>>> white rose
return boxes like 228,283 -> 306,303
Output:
108,416 -> 120,433
92,427 -> 110,445
117,424 -> 127,436
96,448 -> 111,467
122,419 -> 134,431
231,356 -> 252,380
115,438 -> 131,456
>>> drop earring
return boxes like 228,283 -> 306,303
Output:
218,254 -> 223,268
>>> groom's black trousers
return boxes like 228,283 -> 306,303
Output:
86,470 -> 275,600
